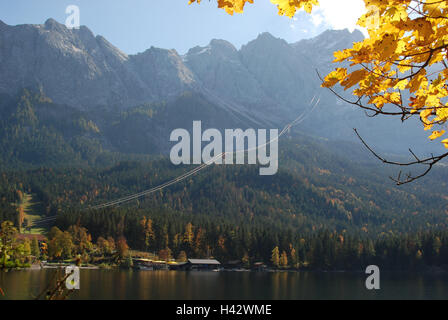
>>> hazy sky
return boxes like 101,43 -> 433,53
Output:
0,0 -> 367,54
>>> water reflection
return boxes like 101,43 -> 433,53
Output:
1,270 -> 447,300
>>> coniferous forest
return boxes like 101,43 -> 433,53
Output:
1,156 -> 448,271
1,88 -> 448,272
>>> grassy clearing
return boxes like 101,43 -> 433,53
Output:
18,193 -> 48,235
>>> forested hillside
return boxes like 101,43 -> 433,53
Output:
0,21 -> 447,272
2,154 -> 448,270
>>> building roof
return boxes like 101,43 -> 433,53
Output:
188,259 -> 221,265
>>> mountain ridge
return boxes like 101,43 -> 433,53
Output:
0,18 -> 438,155
0,18 -> 361,112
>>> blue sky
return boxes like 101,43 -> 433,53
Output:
0,0 -> 365,54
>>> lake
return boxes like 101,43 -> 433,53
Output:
1,269 -> 447,300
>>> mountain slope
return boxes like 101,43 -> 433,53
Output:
0,19 -> 441,157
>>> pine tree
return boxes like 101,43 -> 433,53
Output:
31,237 -> 40,258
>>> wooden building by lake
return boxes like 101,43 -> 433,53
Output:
186,259 -> 221,271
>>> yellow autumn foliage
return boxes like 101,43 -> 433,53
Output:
188,0 -> 319,16
189,0 -> 448,148
321,0 -> 448,146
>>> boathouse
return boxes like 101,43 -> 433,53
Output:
187,259 -> 221,271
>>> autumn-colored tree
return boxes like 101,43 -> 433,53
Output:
183,222 -> 194,247
173,233 -> 182,250
190,0 -> 448,184
280,250 -> 288,268
271,246 -> 280,268
416,249 -> 423,261
177,250 -> 188,262
107,236 -> 116,254
68,225 -> 93,255
218,235 -> 226,250
16,239 -> 32,265
158,247 -> 173,262
432,236 -> 442,257
47,227 -> 74,260
116,236 -> 129,260
216,235 -> 227,258
40,241 -> 48,259
194,227 -> 205,256
290,245 -> 299,269
140,216 -> 155,251
322,1 -> 448,184
162,224 -> 169,249
97,236 -> 113,256
0,221 -> 18,267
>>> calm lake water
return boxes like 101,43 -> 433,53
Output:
1,269 -> 447,300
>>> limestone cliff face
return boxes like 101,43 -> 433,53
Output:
0,18 -> 363,115
184,39 -> 271,107
0,19 -> 197,109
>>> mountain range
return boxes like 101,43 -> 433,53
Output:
0,19 -> 357,110
0,18 -> 442,163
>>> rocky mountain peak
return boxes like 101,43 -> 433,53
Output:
43,18 -> 72,34
44,18 -> 61,28
256,32 -> 278,41
185,39 -> 238,61
293,28 -> 364,50
209,39 -> 237,52
244,32 -> 289,49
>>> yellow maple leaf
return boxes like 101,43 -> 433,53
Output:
429,130 -> 445,141
322,68 -> 347,88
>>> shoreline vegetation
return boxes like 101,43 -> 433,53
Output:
3,264 -> 448,275
1,220 -> 448,274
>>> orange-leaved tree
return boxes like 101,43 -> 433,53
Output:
189,0 -> 448,184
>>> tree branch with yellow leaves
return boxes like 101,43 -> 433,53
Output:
189,0 -> 448,184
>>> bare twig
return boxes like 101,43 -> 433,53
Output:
354,128 -> 448,185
